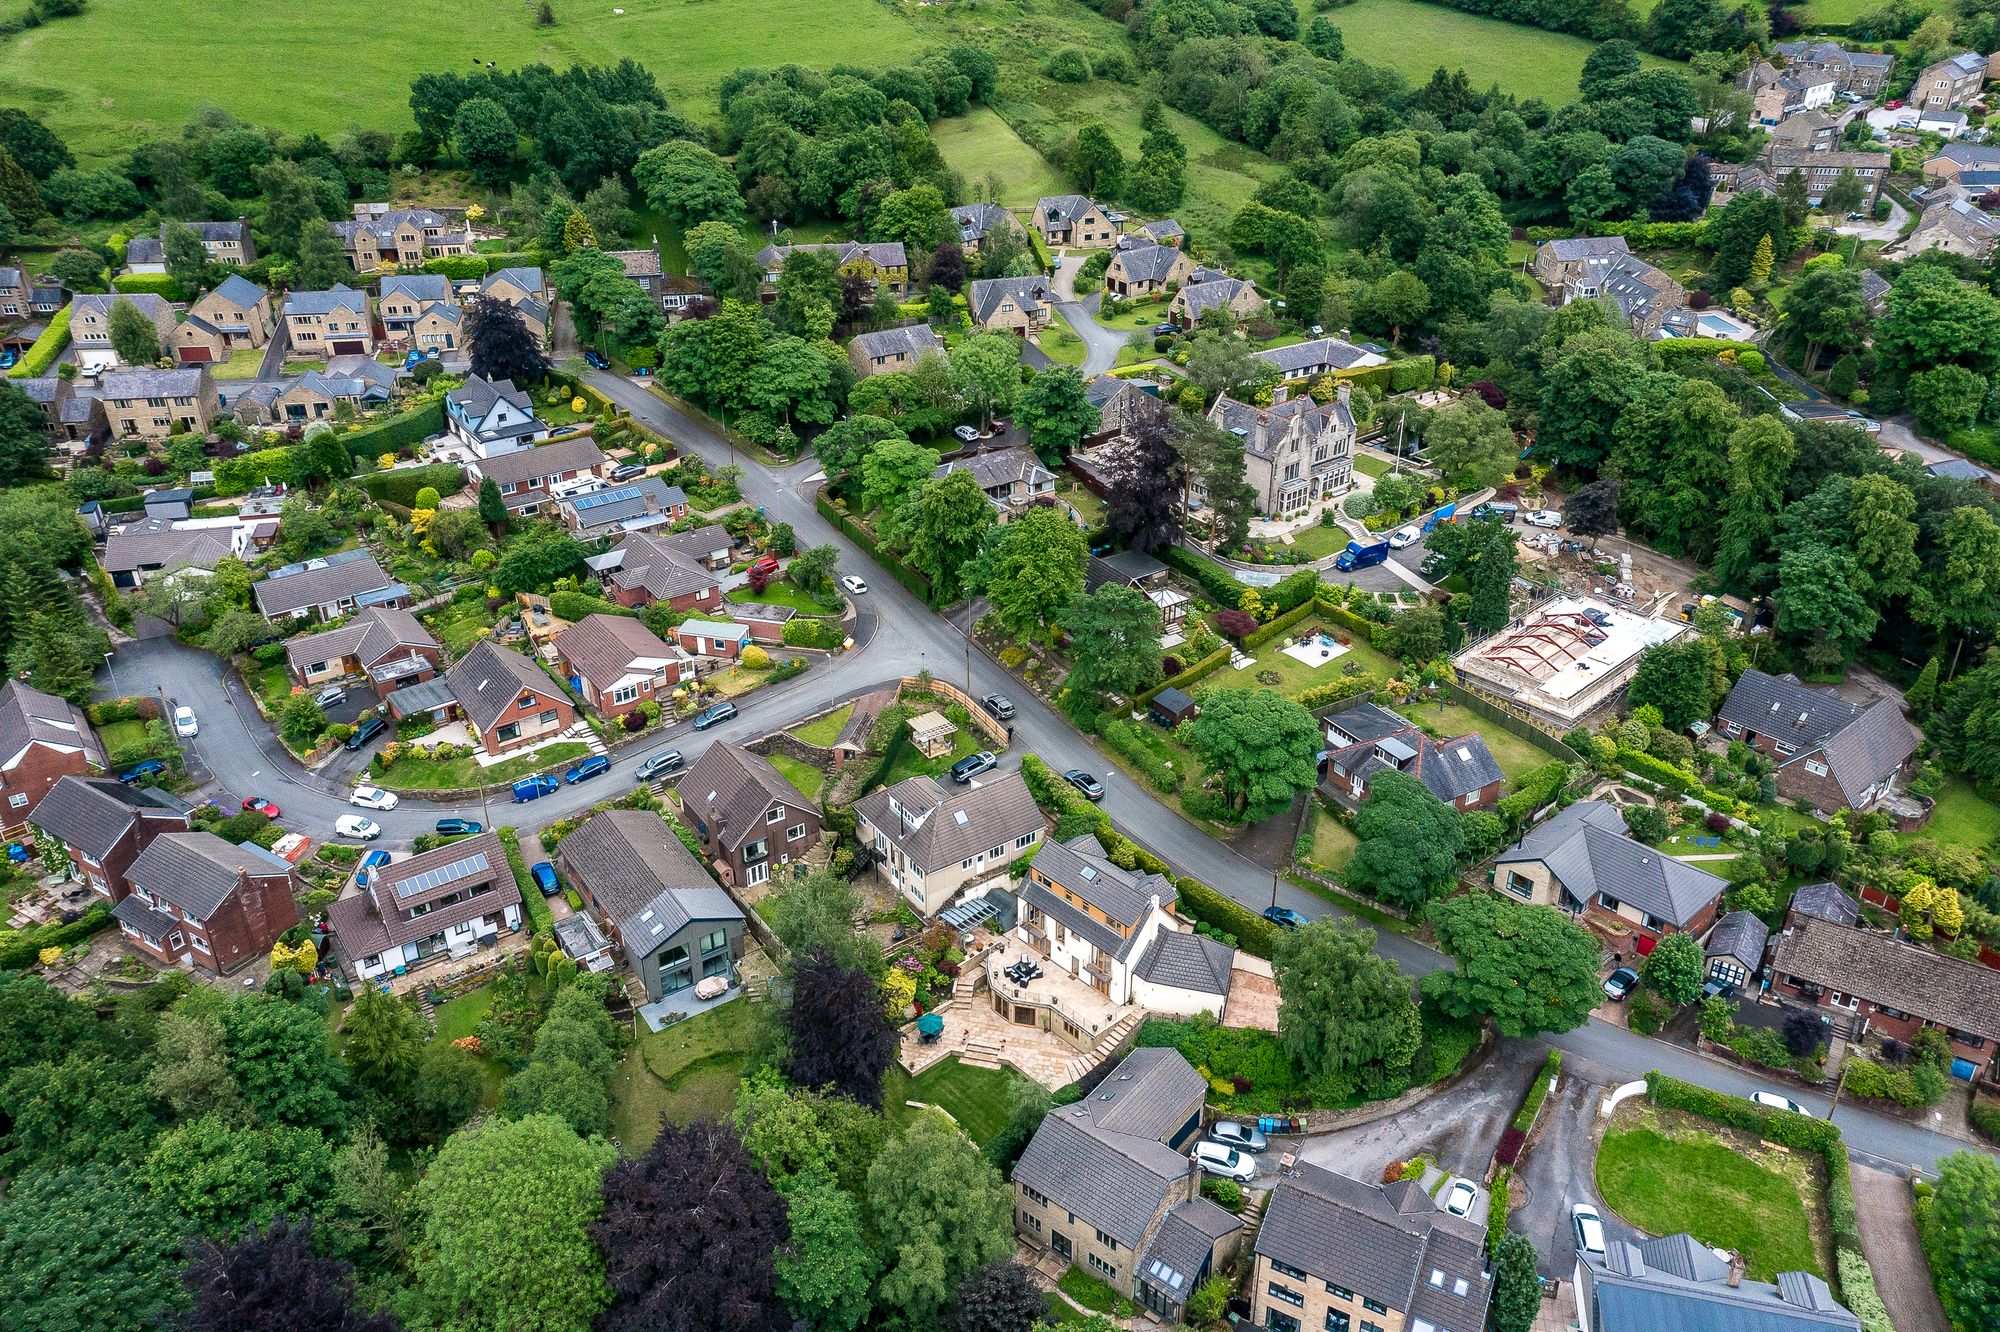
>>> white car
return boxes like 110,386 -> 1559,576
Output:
1442,1179 -> 1478,1217
172,705 -> 199,737
349,785 -> 399,811
1750,1090 -> 1807,1116
334,814 -> 381,840
840,575 -> 868,595
1192,1140 -> 1257,1182
1525,509 -> 1563,528
1571,1203 -> 1607,1257
1388,526 -> 1421,549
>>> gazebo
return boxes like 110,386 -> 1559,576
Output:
908,710 -> 957,758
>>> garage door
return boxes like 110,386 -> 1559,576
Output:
331,340 -> 366,354
178,347 -> 213,363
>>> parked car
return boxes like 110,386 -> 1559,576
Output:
355,848 -> 390,888
345,715 -> 387,751
636,749 -> 685,781
531,861 -> 560,896
749,555 -> 781,578
1525,509 -> 1563,528
1571,1203 -> 1607,1257
1063,769 -> 1104,801
240,796 -> 281,819
512,774 -> 559,803
434,818 -> 483,837
1263,905 -> 1309,931
119,760 -> 167,784
981,693 -> 1015,721
173,705 -> 199,737
840,574 -> 868,594
950,750 -> 998,784
1192,1141 -> 1257,1182
582,348 -> 611,370
1602,966 -> 1639,1000
1750,1091 -> 1808,1116
692,701 -> 737,730
349,785 -> 399,811
1419,551 -> 1452,580
1701,977 -> 1736,1001
1388,526 -> 1421,549
952,424 -> 981,443
1151,323 -> 1179,337
1443,1180 -> 1478,1217
565,754 -> 612,784
335,815 -> 381,840
610,463 -> 646,482
1207,1121 -> 1267,1153
313,685 -> 348,708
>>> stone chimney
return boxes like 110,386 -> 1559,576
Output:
1726,1254 -> 1745,1288
1272,384 -> 1290,406
1337,381 -> 1353,407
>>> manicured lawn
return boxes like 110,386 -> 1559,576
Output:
280,360 -> 327,375
609,998 -> 762,1152
1238,619 -> 1399,697
768,752 -> 826,802
793,702 -> 855,748
1096,300 -> 1174,333
1282,522 -> 1350,560
1394,700 -> 1566,783
1038,319 -> 1089,367
1926,779 -> 2000,863
932,107 -> 1066,208
1317,0 -> 1678,101
98,718 -> 151,754
0,0 -> 925,161
1057,1268 -> 1138,1318
1305,802 -> 1358,874
432,986 -> 493,1042
882,725 -> 984,788
883,1056 -> 1037,1146
372,740 -> 590,791
1596,1109 -> 1825,1282
208,347 -> 265,381
732,578 -> 838,615
1058,480 -> 1104,527
1353,454 -> 1392,480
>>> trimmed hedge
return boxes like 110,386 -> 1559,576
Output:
814,491 -> 935,605
422,255 -> 491,280
1617,746 -> 1744,816
1160,544 -> 1246,608
0,903 -> 113,969
112,272 -> 187,302
498,827 -> 554,936
1645,1070 -> 1838,1152
1497,759 -> 1569,825
1388,356 -> 1435,393
1514,1050 -> 1561,1131
1486,1166 -> 1512,1248
547,591 -> 630,623
7,303 -> 71,379
1101,719 -> 1180,793
1244,596 -> 1320,651
358,462 -> 464,508
1139,646 -> 1230,706
1267,568 -> 1322,614
1176,876 -> 1279,957
342,399 -> 447,463
1322,602 -> 1386,648
781,618 -> 847,650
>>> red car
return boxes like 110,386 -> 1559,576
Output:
241,796 -> 281,819
750,555 -> 781,577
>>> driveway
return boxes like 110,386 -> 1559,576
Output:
1850,1165 -> 1950,1332
1050,254 -> 1127,377
1507,1052 -> 1627,1277
1824,196 -> 1907,242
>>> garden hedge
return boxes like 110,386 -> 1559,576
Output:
112,272 -> 187,302
781,618 -> 847,650
1175,876 -> 1279,957
1388,356 -> 1436,393
422,255 -> 491,280
358,461 -> 465,508
1138,646 -> 1230,707
1321,602 -> 1386,648
342,399 -> 447,463
1160,545 -> 1247,608
7,303 -> 71,379
1244,596 -> 1321,651
547,591 -> 630,623
0,903 -> 113,969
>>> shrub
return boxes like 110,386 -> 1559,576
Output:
1044,48 -> 1092,81
1486,1166 -> 1512,1249
1213,608 -> 1257,639
7,303 -> 72,379
1200,1177 -> 1242,1210
547,590 -> 630,622
343,400 -> 448,463
357,460 -> 463,507
1494,1126 -> 1526,1166
741,644 -> 771,670
1705,810 -> 1731,833
1628,987 -> 1671,1035
781,618 -> 846,650
0,904 -> 113,969
111,271 -> 187,301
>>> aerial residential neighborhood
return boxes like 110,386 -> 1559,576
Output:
0,1 -> 1997,1330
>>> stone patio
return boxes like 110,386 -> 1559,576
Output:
638,978 -> 742,1032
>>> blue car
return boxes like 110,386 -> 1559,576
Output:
435,818 -> 483,837
583,348 -> 612,370
565,754 -> 611,784
1263,905 -> 1309,931
119,760 -> 167,784
531,861 -> 560,896
512,773 -> 559,803
356,849 -> 391,890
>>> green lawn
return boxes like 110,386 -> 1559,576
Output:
1353,454 -> 1392,480
1282,522 -> 1350,560
609,998 -> 762,1152
432,986 -> 493,1042
1318,0 -> 1679,101
933,107 -> 1067,208
98,718 -> 151,754
1038,319 -> 1090,367
883,1056 -> 1036,1146
768,752 -> 826,802
731,578 -> 839,615
428,605 -> 497,656
372,740 -> 590,791
1597,1112 -> 1825,1282
1241,620 -> 1399,698
1394,700 -> 1565,783
1798,0 -> 1877,19
208,347 -> 265,381
1926,779 -> 2000,863
0,0 -> 926,161
1305,802 -> 1359,874
793,702 -> 855,748
882,726 -> 984,788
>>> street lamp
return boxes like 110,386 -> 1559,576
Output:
103,652 -> 116,699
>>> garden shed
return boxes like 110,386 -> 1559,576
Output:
1149,687 -> 1198,728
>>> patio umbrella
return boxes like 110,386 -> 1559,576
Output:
916,1013 -> 944,1036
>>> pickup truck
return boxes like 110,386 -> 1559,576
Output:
1334,539 -> 1391,571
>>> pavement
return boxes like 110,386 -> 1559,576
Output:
1850,1163 -> 1951,1332
1824,196 -> 1907,243
1050,254 -> 1128,377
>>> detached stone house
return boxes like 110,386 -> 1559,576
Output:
476,266 -> 551,346
1201,384 -> 1356,517
556,808 -> 746,1002
125,220 -> 254,271
283,285 -> 375,356
1765,147 -> 1890,208
182,275 -> 274,353
447,639 -> 575,758
1773,40 -> 1894,97
1714,669 -> 1918,813
71,293 -> 176,362
951,202 -> 1022,254
253,550 -> 405,623
0,681 -> 104,826
1103,242 -> 1192,299
1916,52 -> 1987,110
1922,142 -> 2000,183
325,830 -> 522,982
856,770 -> 1045,917
756,241 -> 908,301
1251,1163 -> 1491,1332
102,367 -> 219,440
1889,194 -> 2000,261
283,605 -> 442,697
1749,69 -> 1836,125
1254,336 -> 1387,382
113,831 -> 301,976
468,436 -> 608,517
969,276 -> 1056,334
1032,194 -> 1120,249
1011,1048 -> 1241,1323
378,274 -> 452,337
934,447 -> 1058,523
677,742 -> 823,889
1491,800 -> 1727,944
847,324 -> 942,379
1172,276 -> 1263,328
445,374 -> 547,456
1531,236 -> 1688,337
599,527 -> 726,613
332,208 -> 472,270
1083,374 -> 1170,444
1317,700 -> 1503,812
27,773 -> 186,901
556,613 -> 688,720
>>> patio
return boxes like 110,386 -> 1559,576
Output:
1280,633 -> 1351,669
638,977 -> 742,1033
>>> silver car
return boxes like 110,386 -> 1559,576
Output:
1207,1121 -> 1268,1153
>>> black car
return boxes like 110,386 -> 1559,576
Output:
692,701 -> 738,730
981,693 -> 1015,721
435,818 -> 484,837
582,348 -> 611,370
344,715 -> 387,751
1063,769 -> 1104,801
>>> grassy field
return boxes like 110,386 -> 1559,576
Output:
1596,1105 -> 1826,1281
934,108 -> 1069,208
0,0 -> 926,161
1798,0 -> 1876,19
1241,619 -> 1399,696
793,702 -> 855,748
883,1056 -> 1035,1145
1394,700 -> 1565,782
768,752 -> 826,802
1926,779 -> 2000,864
609,997 -> 761,1152
1320,0 -> 1677,101
1039,319 -> 1090,367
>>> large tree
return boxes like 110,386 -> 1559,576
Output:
1775,542 -> 1876,672
1100,416 -> 1183,554
451,97 -> 517,185
1920,1152 -> 2000,1332
813,414 -> 905,493
761,868 -> 882,975
784,947 -> 898,1108
221,995 -> 349,1133
1421,893 -> 1602,1037
0,1166 -> 188,1332
860,438 -> 943,517
1059,583 -> 1163,699
982,506 -> 1087,643
592,1120 -> 792,1332
143,1114 -> 332,1241
404,1114 -> 614,1332
1626,638 -> 1722,732
1640,931 -> 1704,1006
0,380 -> 51,485
634,140 -> 745,227
179,1218 -> 398,1332
108,296 -> 162,366
950,332 -> 1022,432
887,469 -> 994,602
465,296 -> 551,385
1014,367 -> 1099,459
775,1174 -> 875,1331
1489,1233 -> 1543,1332
1179,688 -> 1321,822
1344,770 -> 1467,912
1419,398 -> 1516,489
865,1115 -> 1015,1332
1272,917 -> 1420,1086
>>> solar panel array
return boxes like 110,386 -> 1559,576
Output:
392,851 -> 490,899
571,486 -> 643,512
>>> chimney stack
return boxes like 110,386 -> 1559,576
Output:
1337,381 -> 1353,407
1272,384 -> 1290,405
1726,1254 -> 1745,1288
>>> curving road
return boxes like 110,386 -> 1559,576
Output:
1050,253 -> 1129,377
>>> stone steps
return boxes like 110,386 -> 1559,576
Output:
960,1038 -> 1007,1070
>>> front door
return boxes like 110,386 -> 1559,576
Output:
1051,1232 -> 1071,1261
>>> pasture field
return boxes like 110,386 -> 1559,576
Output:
1317,0 -> 1678,101
934,107 -> 1070,208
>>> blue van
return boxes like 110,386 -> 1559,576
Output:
512,773 -> 559,803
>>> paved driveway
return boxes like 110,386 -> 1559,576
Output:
1851,1164 -> 1951,1332
1507,1055 -> 1629,1277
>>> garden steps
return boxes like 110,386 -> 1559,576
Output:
567,721 -> 608,756
1058,1011 -> 1144,1084
960,1037 -> 1008,1070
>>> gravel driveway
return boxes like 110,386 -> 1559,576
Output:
1851,1164 -> 1950,1332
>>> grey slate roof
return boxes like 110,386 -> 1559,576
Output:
1929,457 -> 1996,482
446,373 -> 532,419
1494,800 -> 1726,928
934,446 -> 1054,494
850,324 -> 942,360
381,274 -> 450,305
1789,881 -> 1860,927
1140,219 -> 1185,242
102,520 -> 233,577
473,435 -> 607,489
128,829 -> 286,919
1706,911 -> 1769,973
1543,235 -> 1634,262
0,679 -> 101,771
111,893 -> 175,940
1319,701 -> 1504,805
1024,834 -> 1176,961
1587,1232 -> 1860,1332
1772,915 -> 2000,1042
328,830 -> 519,959
1110,242 -> 1184,284
1254,336 -> 1382,376
102,367 -> 208,399
209,273 -> 267,308
952,202 -> 1012,244
755,239 -> 906,272
1718,670 -> 1919,805
1934,142 -> 2000,167
483,266 -> 545,295
607,530 -> 719,603
680,742 -> 817,853
283,284 -> 370,317
282,605 -> 437,675
124,237 -> 164,265
968,275 -> 1054,324
1138,1197 -> 1240,1301
557,808 -> 740,953
446,640 -> 563,735
855,771 -> 1043,876
252,550 -> 396,617
1178,276 -> 1255,318
1132,929 -> 1233,996
558,613 -> 682,693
